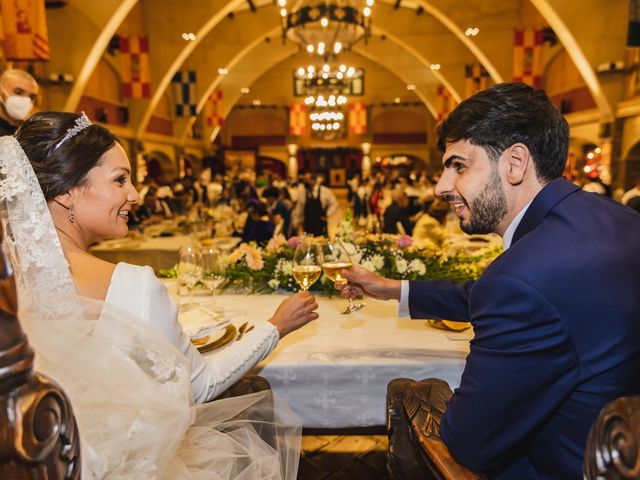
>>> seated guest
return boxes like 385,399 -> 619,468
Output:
412,199 -> 448,246
1,112 -> 319,478
340,83 -> 640,479
136,186 -> 172,222
242,201 -> 275,246
628,195 -> 640,214
262,186 -> 292,238
383,189 -> 414,235
166,181 -> 192,215
621,177 -> 640,205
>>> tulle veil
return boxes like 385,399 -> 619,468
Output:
0,135 -> 301,479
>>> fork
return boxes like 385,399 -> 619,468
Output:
236,322 -> 248,341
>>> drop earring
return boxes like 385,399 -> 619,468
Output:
68,205 -> 75,223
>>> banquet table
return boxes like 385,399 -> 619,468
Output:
188,291 -> 470,428
91,235 -> 240,273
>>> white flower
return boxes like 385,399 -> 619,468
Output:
395,257 -> 408,274
342,242 -> 358,256
276,258 -> 293,276
371,254 -> 384,271
360,259 -> 376,272
409,258 -> 426,276
268,279 -> 280,289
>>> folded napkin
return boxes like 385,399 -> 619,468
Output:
179,306 -> 228,339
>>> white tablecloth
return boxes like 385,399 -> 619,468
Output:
195,292 -> 470,428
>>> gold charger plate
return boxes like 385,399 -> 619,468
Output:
195,324 -> 236,353
427,319 -> 472,332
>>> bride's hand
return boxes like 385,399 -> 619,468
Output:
268,291 -> 319,338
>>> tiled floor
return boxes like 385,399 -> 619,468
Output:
299,434 -> 389,480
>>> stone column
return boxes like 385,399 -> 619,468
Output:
361,142 -> 372,178
287,143 -> 298,179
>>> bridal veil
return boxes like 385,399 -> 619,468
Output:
0,135 -> 301,479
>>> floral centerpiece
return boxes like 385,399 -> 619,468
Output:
161,229 -> 502,294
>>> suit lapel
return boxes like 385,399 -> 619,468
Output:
511,178 -> 580,246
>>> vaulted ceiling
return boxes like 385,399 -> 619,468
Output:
42,0 -> 630,146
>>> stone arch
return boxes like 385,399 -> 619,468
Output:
143,149 -> 176,183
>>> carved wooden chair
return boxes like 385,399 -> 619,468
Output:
0,308 -> 81,479
387,377 -> 640,480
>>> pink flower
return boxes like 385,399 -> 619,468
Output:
396,235 -> 412,249
243,244 -> 264,271
287,236 -> 301,249
266,234 -> 287,252
227,247 -> 245,263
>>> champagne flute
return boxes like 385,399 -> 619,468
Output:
321,238 -> 365,314
292,240 -> 323,291
201,247 -> 225,297
178,244 -> 202,309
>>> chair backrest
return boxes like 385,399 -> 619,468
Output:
0,308 -> 81,478
583,396 -> 640,479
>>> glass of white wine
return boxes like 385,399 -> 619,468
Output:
178,244 -> 202,309
201,247 -> 225,298
321,238 -> 365,314
292,240 -> 323,291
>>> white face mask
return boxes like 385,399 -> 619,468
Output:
1,89 -> 33,121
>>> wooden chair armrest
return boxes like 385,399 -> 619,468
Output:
387,377 -> 485,480
415,434 -> 485,480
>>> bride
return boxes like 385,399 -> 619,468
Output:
0,111 -> 319,479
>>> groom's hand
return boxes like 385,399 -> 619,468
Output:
338,265 -> 401,301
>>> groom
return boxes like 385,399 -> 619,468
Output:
344,83 -> 640,479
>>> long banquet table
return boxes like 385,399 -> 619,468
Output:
91,235 -> 240,273
191,291 -> 470,428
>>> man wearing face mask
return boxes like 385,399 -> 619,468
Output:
0,69 -> 38,315
0,69 -> 39,136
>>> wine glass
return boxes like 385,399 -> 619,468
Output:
177,244 -> 202,309
201,247 -> 225,297
292,239 -> 323,291
320,238 -> 365,314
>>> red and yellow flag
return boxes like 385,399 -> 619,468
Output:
289,104 -> 306,136
1,0 -> 50,61
120,36 -> 151,99
435,86 -> 455,121
349,102 -> 367,135
513,29 -> 543,88
204,90 -> 224,128
464,63 -> 490,98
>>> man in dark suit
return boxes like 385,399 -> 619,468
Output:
343,83 -> 640,479
383,189 -> 414,235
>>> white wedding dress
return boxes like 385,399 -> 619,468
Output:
106,262 -> 280,403
0,136 -> 301,480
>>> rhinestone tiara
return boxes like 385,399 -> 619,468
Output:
54,111 -> 92,149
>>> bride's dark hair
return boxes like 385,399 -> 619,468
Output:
14,111 -> 118,201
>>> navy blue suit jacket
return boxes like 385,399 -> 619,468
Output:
408,179 -> 640,479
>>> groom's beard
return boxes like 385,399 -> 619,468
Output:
444,166 -> 508,235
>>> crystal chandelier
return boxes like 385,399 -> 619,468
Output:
293,63 -> 364,101
279,1 -> 374,60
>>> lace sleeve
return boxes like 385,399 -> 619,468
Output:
142,270 -> 279,403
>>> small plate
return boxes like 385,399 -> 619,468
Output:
195,324 -> 237,353
426,319 -> 472,331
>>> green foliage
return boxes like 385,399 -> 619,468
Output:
159,235 -> 501,294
